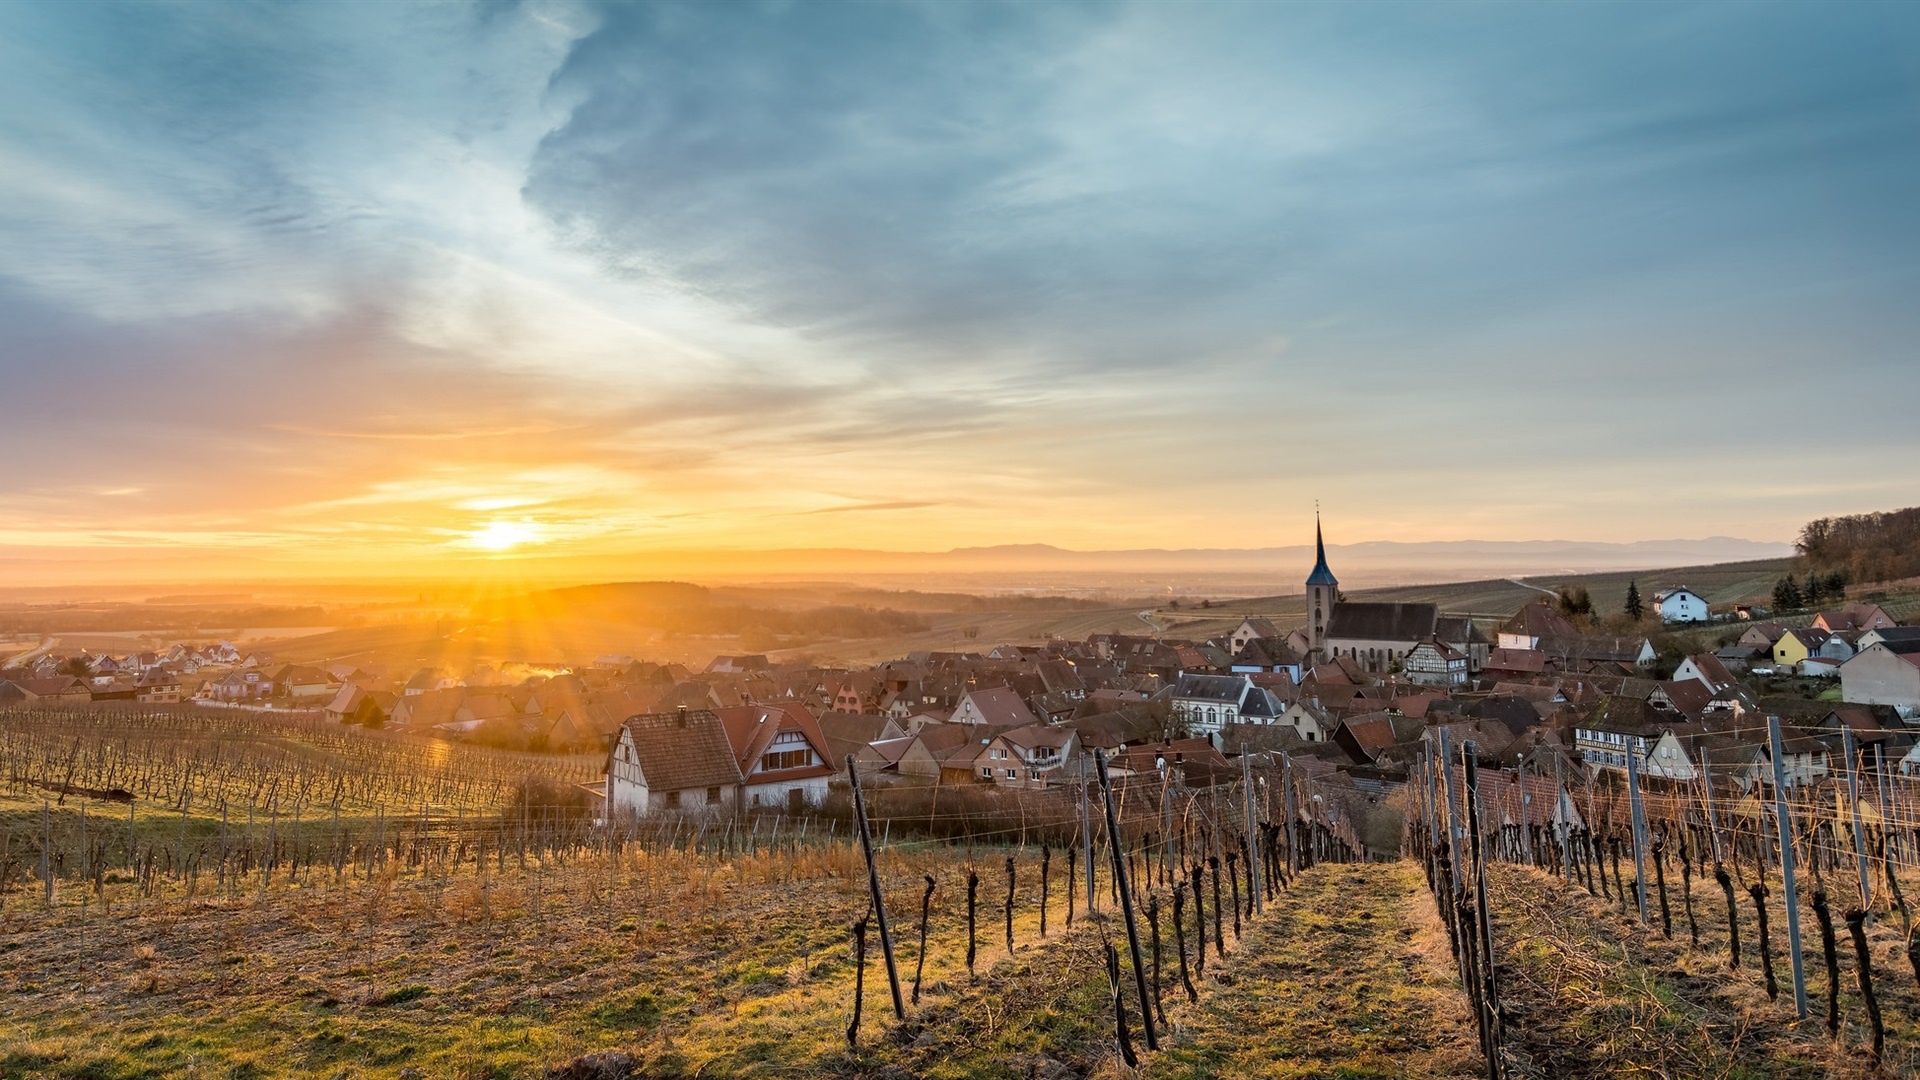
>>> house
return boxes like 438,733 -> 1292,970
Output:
389,686 -> 463,729
949,686 -> 1039,728
1230,618 -> 1282,655
717,704 -> 835,810
90,681 -> 137,703
402,668 -> 454,696
0,676 -> 91,704
1483,648 -> 1551,679
605,709 -> 745,816
324,684 -> 396,727
1496,599 -> 1580,651
1814,603 -> 1897,634
1537,634 -> 1658,672
134,673 -> 182,704
1859,626 -> 1920,652
1841,641 -> 1920,712
204,669 -> 270,701
1278,698 -> 1337,744
1169,673 -> 1284,744
1772,628 -> 1832,673
1653,587 -> 1710,624
896,724 -> 1009,785
1649,680 -> 1715,722
435,692 -> 517,734
1801,656 -> 1843,679
974,724 -> 1078,790
1106,738 -> 1232,786
1572,712 -> 1656,774
1403,637 -> 1469,688
1636,728 -> 1700,780
1672,653 -> 1738,695
855,735 -> 917,773
705,654 -> 771,675
1229,638 -> 1304,679
1333,713 -> 1426,766
819,712 -> 908,769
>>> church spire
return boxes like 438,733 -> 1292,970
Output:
1306,511 -> 1337,587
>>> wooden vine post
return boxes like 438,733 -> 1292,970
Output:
1095,747 -> 1158,1051
1462,745 -> 1503,1080
1626,752 -> 1650,925
847,755 -> 905,1020
1764,716 -> 1808,1019
1841,725 -> 1873,913
1242,750 -> 1263,914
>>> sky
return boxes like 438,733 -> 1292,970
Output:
1,0 -> 1917,583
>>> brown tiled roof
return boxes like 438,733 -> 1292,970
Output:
959,686 -> 1039,726
717,703 -> 834,778
619,710 -> 745,794
1485,648 -> 1549,673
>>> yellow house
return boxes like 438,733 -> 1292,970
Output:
1772,628 -> 1830,672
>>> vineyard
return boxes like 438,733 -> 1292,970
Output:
14,704 -> 1920,1078
1412,721 -> 1920,1078
0,706 -> 1405,1079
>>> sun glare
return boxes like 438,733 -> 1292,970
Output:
465,520 -> 542,552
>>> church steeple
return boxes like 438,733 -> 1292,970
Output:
1305,511 -> 1338,659
1306,513 -> 1337,588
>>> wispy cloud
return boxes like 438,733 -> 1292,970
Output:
797,501 -> 943,516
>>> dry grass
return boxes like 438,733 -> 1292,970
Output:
1489,862 -> 1920,1078
1143,861 -> 1484,1080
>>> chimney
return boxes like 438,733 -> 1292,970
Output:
677,704 -> 688,728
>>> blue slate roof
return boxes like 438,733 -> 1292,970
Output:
1306,517 -> 1338,587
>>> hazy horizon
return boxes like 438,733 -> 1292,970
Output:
0,532 -> 1794,593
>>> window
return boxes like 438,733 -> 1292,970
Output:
664,790 -> 680,808
762,749 -> 812,771
706,786 -> 722,805
1004,768 -> 1016,779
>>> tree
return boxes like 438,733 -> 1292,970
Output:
1557,586 -> 1593,618
1624,580 -> 1644,621
57,656 -> 93,678
1773,576 -> 1803,611
1804,571 -> 1825,606
1825,570 -> 1849,601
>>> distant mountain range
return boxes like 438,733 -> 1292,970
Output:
629,537 -> 1795,584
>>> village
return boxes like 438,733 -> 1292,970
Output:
6,521 -> 1917,859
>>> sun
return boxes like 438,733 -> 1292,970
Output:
464,520 -> 543,552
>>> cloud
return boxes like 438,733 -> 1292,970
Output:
798,501 -> 943,516
1,0 -> 1919,577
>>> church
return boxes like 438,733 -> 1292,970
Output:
1303,517 -> 1488,676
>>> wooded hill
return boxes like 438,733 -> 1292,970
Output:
1797,506 -> 1920,583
